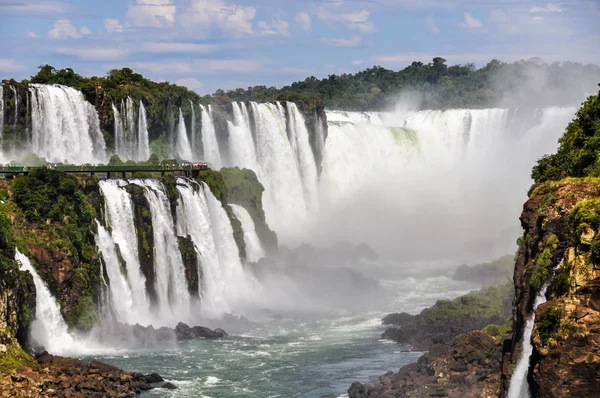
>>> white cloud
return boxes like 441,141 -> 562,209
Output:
27,31 -> 37,38
175,78 -> 204,93
257,18 -> 289,36
55,47 -> 129,61
530,4 -> 563,13
0,58 -> 28,73
459,13 -> 482,28
104,19 -> 124,33
317,4 -> 375,33
425,16 -> 440,34
320,35 -> 361,47
80,26 -> 91,36
294,12 -> 311,32
131,58 -> 267,74
0,1 -> 74,15
125,0 -> 176,28
180,0 -> 256,36
48,19 -> 83,39
140,42 -> 218,53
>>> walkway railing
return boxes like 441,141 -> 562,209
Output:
0,163 -> 210,178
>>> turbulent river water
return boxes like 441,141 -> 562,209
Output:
84,274 -> 478,398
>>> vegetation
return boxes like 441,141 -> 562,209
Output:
10,170 -> 101,330
215,58 -> 600,111
420,281 -> 513,323
196,169 -> 246,259
535,307 -> 562,346
220,167 -> 278,254
532,88 -> 600,183
531,248 -> 554,289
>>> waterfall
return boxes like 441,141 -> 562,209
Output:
11,86 -> 18,134
29,84 -> 106,164
313,107 -> 576,260
98,180 -> 151,324
95,222 -> 136,322
137,179 -> 191,317
114,98 -> 150,161
286,102 -> 319,212
125,97 -> 136,159
230,204 -> 265,263
227,102 -> 258,170
176,179 -> 230,316
113,102 -> 124,158
15,249 -> 74,353
138,101 -> 150,161
176,108 -> 192,160
315,114 -> 326,166
200,104 -> 221,168
190,101 -> 198,159
507,285 -> 550,398
175,179 -> 256,317
249,102 -> 307,243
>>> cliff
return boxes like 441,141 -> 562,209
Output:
501,179 -> 600,396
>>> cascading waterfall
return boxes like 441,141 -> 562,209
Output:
200,104 -> 221,168
189,101 -> 198,159
227,102 -> 258,170
125,97 -> 136,157
286,102 -> 319,212
138,101 -> 150,161
98,180 -> 152,324
315,107 -> 576,260
29,84 -> 106,164
11,86 -> 18,134
230,204 -> 265,263
176,108 -> 192,160
137,179 -> 191,317
114,98 -> 149,161
507,285 -> 550,398
176,179 -> 230,316
15,249 -> 75,354
112,102 -> 124,158
249,102 -> 312,242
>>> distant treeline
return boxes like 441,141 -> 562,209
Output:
214,58 -> 600,111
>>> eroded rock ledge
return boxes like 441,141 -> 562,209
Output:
0,352 -> 168,398
349,330 -> 502,398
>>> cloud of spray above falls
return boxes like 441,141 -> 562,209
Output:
306,63 -> 600,264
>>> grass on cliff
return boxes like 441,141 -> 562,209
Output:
420,281 -> 513,324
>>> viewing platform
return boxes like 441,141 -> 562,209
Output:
0,163 -> 210,179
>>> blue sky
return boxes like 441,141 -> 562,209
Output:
1,0 -> 599,94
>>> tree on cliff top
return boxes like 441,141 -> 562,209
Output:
532,87 -> 600,183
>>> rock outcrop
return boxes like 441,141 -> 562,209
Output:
501,180 -> 600,396
0,352 -> 166,397
382,282 -> 512,351
349,330 -> 503,398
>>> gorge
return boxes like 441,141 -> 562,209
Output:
0,72 -> 598,397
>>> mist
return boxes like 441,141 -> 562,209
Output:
297,64 -> 599,264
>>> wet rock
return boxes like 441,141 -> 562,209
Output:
175,322 -> 227,340
162,382 -> 177,390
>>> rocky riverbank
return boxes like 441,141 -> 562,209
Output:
349,330 -> 503,398
381,281 -> 512,351
0,352 -> 170,397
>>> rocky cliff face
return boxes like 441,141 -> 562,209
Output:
502,179 -> 600,396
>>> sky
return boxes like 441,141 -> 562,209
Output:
0,0 -> 599,95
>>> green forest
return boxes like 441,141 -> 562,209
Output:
215,58 -> 600,111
